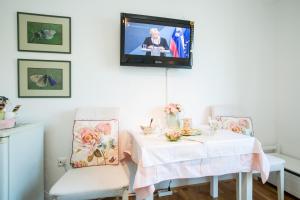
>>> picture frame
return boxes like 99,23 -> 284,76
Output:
18,59 -> 71,98
17,12 -> 71,53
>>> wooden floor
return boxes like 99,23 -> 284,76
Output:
106,179 -> 298,200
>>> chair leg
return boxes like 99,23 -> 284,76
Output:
210,176 -> 218,198
236,172 -> 242,200
142,194 -> 154,200
277,168 -> 284,200
122,187 -> 129,200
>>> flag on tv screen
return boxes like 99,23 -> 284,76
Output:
170,28 -> 190,58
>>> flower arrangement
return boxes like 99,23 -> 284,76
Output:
165,129 -> 182,141
164,103 -> 182,115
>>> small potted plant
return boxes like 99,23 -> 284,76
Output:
0,96 -> 21,130
0,96 -> 8,120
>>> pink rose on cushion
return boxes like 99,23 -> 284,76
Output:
72,160 -> 88,168
96,123 -> 111,135
80,128 -> 100,145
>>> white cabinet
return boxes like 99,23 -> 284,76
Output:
0,123 -> 44,200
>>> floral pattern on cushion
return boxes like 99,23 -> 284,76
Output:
220,116 -> 254,136
70,120 -> 119,168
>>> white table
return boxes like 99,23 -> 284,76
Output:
121,129 -> 270,200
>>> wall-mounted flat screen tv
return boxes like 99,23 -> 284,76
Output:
120,13 -> 194,69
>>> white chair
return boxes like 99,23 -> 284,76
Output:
210,105 -> 285,200
49,107 -> 129,200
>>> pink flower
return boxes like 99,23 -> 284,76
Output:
170,107 -> 176,113
96,123 -> 112,135
80,128 -> 100,145
164,103 -> 182,114
72,161 -> 88,168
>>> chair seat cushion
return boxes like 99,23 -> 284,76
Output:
50,164 -> 129,200
266,154 -> 285,171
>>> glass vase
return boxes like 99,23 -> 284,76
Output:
167,113 -> 180,129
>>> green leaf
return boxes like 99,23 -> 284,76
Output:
94,149 -> 102,157
87,154 -> 94,162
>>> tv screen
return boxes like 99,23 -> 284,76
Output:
120,13 -> 194,68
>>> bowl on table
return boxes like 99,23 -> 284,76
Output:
165,129 -> 182,141
140,126 -> 156,135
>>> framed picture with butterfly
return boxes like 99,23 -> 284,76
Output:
18,59 -> 71,98
17,12 -> 71,53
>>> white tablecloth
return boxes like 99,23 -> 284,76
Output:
120,129 -> 270,199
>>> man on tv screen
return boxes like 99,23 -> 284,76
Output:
124,22 -> 190,58
142,28 -> 169,57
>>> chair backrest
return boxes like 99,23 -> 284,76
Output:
75,107 -> 120,120
211,105 -> 243,119
211,105 -> 254,137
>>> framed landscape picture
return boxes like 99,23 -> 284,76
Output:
18,59 -> 71,98
17,12 -> 71,53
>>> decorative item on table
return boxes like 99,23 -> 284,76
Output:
181,118 -> 193,136
165,129 -> 182,142
208,117 -> 221,134
140,118 -> 156,135
165,103 -> 181,129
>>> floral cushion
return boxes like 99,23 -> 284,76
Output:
220,116 -> 254,136
70,120 -> 119,168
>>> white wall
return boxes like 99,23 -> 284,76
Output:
275,0 -> 300,159
0,0 -> 278,194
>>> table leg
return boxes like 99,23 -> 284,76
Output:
236,172 -> 242,200
241,172 -> 253,200
210,176 -> 219,198
277,168 -> 284,200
